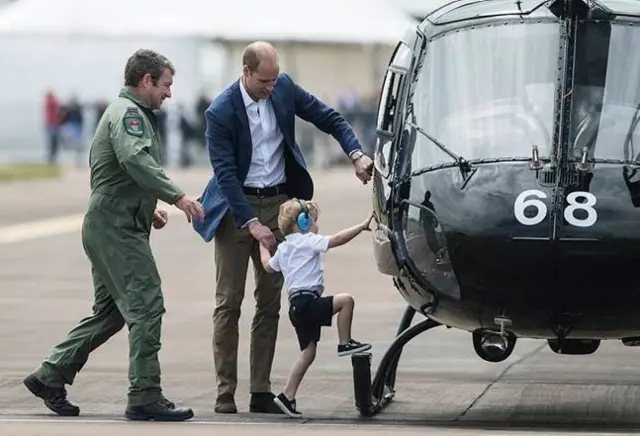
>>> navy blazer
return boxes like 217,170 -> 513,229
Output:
192,73 -> 363,242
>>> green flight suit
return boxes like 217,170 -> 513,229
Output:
33,88 -> 185,407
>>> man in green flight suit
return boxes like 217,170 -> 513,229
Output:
23,49 -> 205,422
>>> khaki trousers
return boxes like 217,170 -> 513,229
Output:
212,194 -> 287,398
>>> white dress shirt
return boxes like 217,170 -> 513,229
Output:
267,232 -> 331,298
239,79 -> 286,189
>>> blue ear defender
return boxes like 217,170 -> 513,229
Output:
296,199 -> 312,233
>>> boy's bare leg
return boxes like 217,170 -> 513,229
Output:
332,293 -> 372,357
332,293 -> 355,344
283,342 -> 317,400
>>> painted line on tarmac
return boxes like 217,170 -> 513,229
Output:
0,418 -> 633,435
0,417 -> 362,429
0,202 -> 181,245
0,417 -> 284,426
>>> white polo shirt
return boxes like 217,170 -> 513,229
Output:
268,232 -> 331,298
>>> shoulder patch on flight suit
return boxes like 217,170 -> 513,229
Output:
123,106 -> 144,137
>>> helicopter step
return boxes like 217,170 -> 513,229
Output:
351,352 -> 376,416
350,305 -> 441,417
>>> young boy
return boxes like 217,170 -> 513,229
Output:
258,198 -> 375,418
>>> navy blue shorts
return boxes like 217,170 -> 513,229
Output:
288,294 -> 334,351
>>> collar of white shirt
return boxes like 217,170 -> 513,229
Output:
239,78 -> 259,108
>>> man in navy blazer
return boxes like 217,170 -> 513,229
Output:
193,41 -> 373,415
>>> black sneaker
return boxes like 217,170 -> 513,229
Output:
337,339 -> 372,357
273,392 -> 303,418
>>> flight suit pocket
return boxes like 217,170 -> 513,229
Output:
131,198 -> 153,232
132,202 -> 143,230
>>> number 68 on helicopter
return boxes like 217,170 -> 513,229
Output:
351,0 -> 640,418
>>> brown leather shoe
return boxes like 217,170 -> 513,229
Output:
214,393 -> 237,414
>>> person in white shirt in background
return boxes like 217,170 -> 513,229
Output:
259,198 -> 375,417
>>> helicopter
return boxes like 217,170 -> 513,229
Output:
350,0 -> 640,418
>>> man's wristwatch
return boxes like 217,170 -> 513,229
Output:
350,150 -> 364,162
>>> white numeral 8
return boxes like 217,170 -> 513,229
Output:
513,189 -> 597,227
564,191 -> 597,227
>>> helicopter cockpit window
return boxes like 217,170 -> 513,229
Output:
569,21 -> 640,164
409,22 -> 560,169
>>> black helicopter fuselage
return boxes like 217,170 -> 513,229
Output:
372,0 -> 640,341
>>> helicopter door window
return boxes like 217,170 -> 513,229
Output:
409,22 -> 560,171
569,21 -> 640,164
374,42 -> 412,178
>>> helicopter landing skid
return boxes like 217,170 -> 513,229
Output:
351,305 -> 441,417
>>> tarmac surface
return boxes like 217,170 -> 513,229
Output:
2,166 -> 640,436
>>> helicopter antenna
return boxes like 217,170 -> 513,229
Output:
514,0 -> 523,13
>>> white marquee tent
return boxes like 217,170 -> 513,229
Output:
0,0 -> 417,165
0,0 -> 416,44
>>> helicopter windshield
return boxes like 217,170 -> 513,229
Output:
569,21 -> 640,163
410,21 -> 560,169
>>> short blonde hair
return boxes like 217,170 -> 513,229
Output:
278,198 -> 321,236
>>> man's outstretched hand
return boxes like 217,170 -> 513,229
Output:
248,220 -> 276,252
353,154 -> 374,184
174,195 -> 205,223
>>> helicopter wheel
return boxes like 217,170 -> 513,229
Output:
472,330 -> 517,363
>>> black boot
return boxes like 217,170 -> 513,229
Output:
125,398 -> 194,421
158,396 -> 175,409
23,373 -> 80,417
